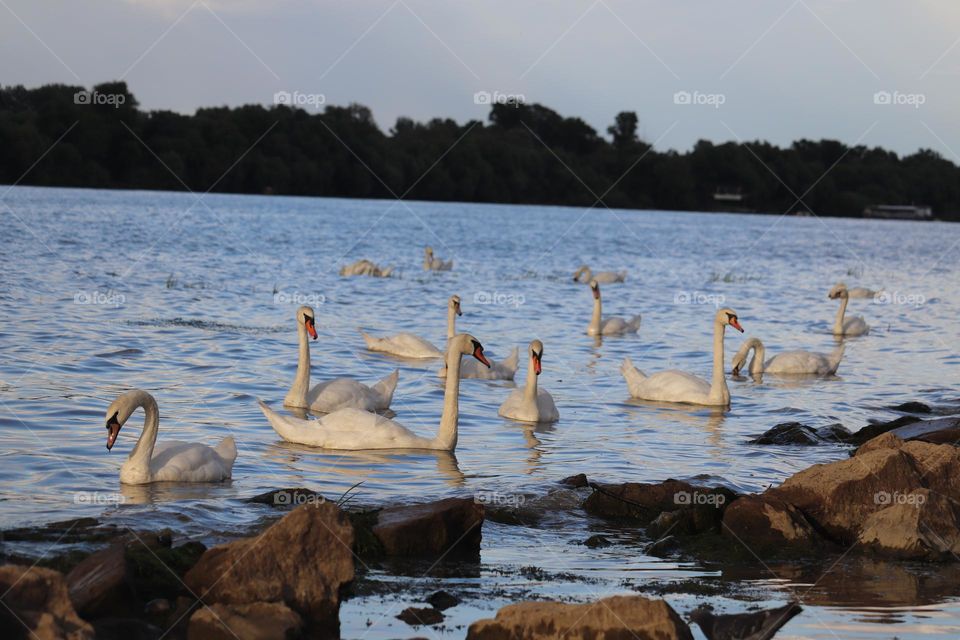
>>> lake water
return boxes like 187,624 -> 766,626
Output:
1,185 -> 959,638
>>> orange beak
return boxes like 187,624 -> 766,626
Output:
106,417 -> 121,451
305,317 -> 318,340
473,345 -> 491,368
729,318 -> 744,333
533,353 -> 542,375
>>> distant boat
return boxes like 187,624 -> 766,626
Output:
863,204 -> 932,220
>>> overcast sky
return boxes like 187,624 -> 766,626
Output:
2,0 -> 958,157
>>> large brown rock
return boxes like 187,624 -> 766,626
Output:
466,595 -> 693,640
184,502 -> 353,637
857,489 -> 960,561
372,497 -> 483,557
722,495 -> 825,552
0,564 -> 94,640
584,480 -> 734,522
187,602 -> 303,640
66,544 -> 132,617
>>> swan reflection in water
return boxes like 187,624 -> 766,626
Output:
621,400 -> 726,449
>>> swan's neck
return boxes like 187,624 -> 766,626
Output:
447,306 -> 457,340
709,321 -> 730,404
127,392 -> 159,471
833,296 -> 848,333
435,349 -> 463,450
284,323 -> 310,407
523,356 -> 539,403
749,339 -> 766,375
589,295 -> 602,334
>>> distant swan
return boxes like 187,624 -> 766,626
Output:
587,279 -> 641,336
340,259 -> 393,277
360,295 -> 460,359
573,265 -> 626,284
423,246 -> 453,271
621,308 -> 744,406
259,334 -> 490,451
498,340 -> 559,423
828,283 -> 869,336
830,281 -> 878,299
438,295 -> 518,380
731,337 -> 844,376
105,390 -> 236,484
285,305 -> 398,412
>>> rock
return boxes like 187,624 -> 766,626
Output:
397,607 -> 444,626
816,423 -> 852,442
559,473 -> 588,488
246,488 -> 324,508
66,543 -> 133,617
647,503 -> 726,538
144,598 -> 171,616
689,602 -> 802,640
372,497 -> 483,557
466,595 -> 693,640
0,564 -> 94,640
425,590 -> 459,611
584,480 -> 735,522
889,401 -> 931,414
847,415 -> 922,445
184,502 -> 353,636
722,495 -> 825,552
646,535 -> 680,558
187,602 -> 303,640
888,416 -> 960,446
749,422 -> 821,445
583,534 -> 612,548
857,489 -> 960,561
91,618 -> 162,640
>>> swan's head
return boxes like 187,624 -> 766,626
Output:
731,337 -> 760,376
715,308 -> 744,332
828,283 -> 849,300
529,339 -> 544,375
297,305 -> 317,340
104,390 -> 142,451
589,279 -> 600,300
449,295 -> 462,316
453,333 -> 490,368
573,265 -> 589,281
424,246 -> 434,257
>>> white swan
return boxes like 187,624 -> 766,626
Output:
587,279 -> 641,336
423,246 -> 453,271
830,282 -> 878,299
573,265 -> 626,284
259,334 -> 490,450
731,337 -> 844,376
828,283 -> 870,336
438,295 -> 519,380
285,306 -> 398,412
105,390 -> 236,484
340,259 -> 393,277
360,295 -> 459,359
621,308 -> 744,406
498,340 -> 559,423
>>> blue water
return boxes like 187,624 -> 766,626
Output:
1,185 -> 959,638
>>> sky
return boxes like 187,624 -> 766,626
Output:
1,0 -> 958,157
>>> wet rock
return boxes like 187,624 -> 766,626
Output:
583,534 -> 612,548
646,535 -> 680,558
0,564 -> 94,640
889,401 -> 931,414
184,502 -> 353,637
749,422 -> 821,445
466,595 -> 693,640
722,495 -> 825,552
144,598 -> 171,616
585,480 -> 735,522
372,497 -> 483,557
857,489 -> 960,561
66,543 -> 133,618
397,606 -> 444,626
647,503 -> 727,538
888,416 -> 960,446
91,618 -> 162,640
425,590 -> 459,611
187,602 -> 303,640
816,423 -> 852,442
560,473 -> 588,488
847,415 -> 922,445
246,488 -> 324,508
689,602 -> 802,640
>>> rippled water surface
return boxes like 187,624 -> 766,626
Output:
2,186 -> 959,638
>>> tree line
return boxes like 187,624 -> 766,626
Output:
1,81 -> 957,220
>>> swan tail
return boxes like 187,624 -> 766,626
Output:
372,369 -> 399,407
502,346 -> 520,376
258,399 -> 300,442
215,436 -> 238,464
627,314 -> 642,332
360,330 -> 379,350
618,271 -> 627,282
620,357 -> 647,396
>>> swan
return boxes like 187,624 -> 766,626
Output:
285,305 -> 398,412
423,246 -> 453,271
438,295 -> 519,380
587,279 -> 641,336
360,295 -> 457,359
828,283 -> 870,336
731,337 -> 844,376
621,308 -> 744,406
498,340 -> 559,423
258,334 -> 490,450
830,282 -> 878,299
340,259 -> 393,277
105,390 -> 236,484
573,265 -> 626,284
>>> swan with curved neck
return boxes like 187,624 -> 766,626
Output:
498,340 -> 559,423
285,305 -> 398,412
438,295 -> 519,380
105,390 -> 236,484
587,280 -> 641,336
424,246 -> 453,271
259,334 -> 490,450
621,308 -> 744,406
360,296 -> 462,359
830,281 -> 879,299
731,337 -> 844,376
573,265 -> 626,284
828,283 -> 869,336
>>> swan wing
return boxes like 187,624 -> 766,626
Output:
147,440 -> 234,483
536,389 -> 560,423
362,331 -> 442,358
259,401 -> 432,450
308,378 -> 378,412
630,370 -> 711,404
498,389 -> 536,422
765,351 -> 831,375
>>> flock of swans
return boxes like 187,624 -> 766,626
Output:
102,253 -> 874,485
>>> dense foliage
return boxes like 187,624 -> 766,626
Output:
2,81 -> 957,219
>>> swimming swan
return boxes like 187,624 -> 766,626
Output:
438,295 -> 518,380
828,283 -> 870,336
498,340 -> 559,423
587,279 -> 641,336
423,246 -> 453,271
573,265 -> 626,284
731,337 -> 844,376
